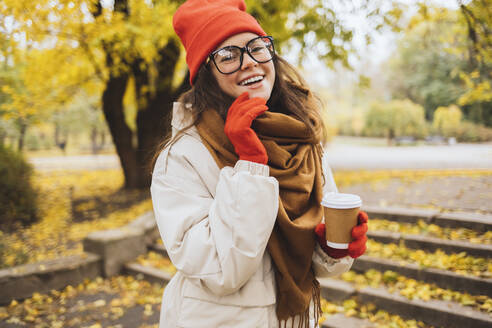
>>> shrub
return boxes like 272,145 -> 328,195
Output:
456,121 -> 492,142
0,145 -> 39,232
335,110 -> 366,136
363,100 -> 428,139
432,105 -> 463,137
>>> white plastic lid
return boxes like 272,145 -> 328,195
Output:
321,192 -> 362,209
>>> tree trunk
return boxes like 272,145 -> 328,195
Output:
101,73 -> 138,189
0,129 -> 6,147
95,0 -> 189,189
90,126 -> 98,154
133,38 -> 184,188
387,128 -> 395,146
17,119 -> 27,151
96,0 -> 141,189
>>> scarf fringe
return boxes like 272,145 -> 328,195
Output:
278,279 -> 322,328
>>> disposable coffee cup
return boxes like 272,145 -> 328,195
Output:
321,193 -> 362,249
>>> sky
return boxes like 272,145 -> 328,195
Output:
299,0 -> 464,88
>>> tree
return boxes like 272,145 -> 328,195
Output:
1,0 -> 401,189
387,2 -> 491,125
0,60 -> 45,151
456,0 -> 492,124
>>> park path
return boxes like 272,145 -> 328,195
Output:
27,139 -> 492,214
324,139 -> 492,170
28,138 -> 492,171
29,154 -> 121,171
340,174 -> 492,214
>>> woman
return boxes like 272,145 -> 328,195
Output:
150,0 -> 368,327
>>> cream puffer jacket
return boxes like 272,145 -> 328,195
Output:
150,103 -> 354,328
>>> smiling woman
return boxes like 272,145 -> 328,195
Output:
149,0 -> 369,327
209,33 -> 276,101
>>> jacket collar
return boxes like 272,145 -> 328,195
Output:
172,102 -> 200,138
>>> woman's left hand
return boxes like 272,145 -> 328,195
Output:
314,211 -> 369,259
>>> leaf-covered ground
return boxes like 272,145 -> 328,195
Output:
3,168 -> 490,269
369,219 -> 492,244
0,270 -> 436,328
336,169 -> 492,214
0,169 -> 152,269
320,298 -> 435,328
0,276 -> 162,328
136,251 -> 492,316
2,168 -> 492,327
366,240 -> 491,278
340,270 -> 492,314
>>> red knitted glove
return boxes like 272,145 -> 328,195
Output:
224,92 -> 268,164
314,211 -> 369,259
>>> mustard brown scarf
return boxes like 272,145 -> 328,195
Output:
196,107 -> 325,327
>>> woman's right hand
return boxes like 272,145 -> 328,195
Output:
224,92 -> 269,165
314,211 -> 369,259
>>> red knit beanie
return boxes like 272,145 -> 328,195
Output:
173,0 -> 266,85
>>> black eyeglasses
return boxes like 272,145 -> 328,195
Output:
208,36 -> 275,75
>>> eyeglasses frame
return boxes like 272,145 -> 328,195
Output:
207,35 -> 275,75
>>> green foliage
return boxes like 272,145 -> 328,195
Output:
387,4 -> 492,126
363,100 -> 427,139
0,144 -> 39,232
25,132 -> 52,151
388,11 -> 466,120
246,0 -> 400,69
455,0 -> 492,108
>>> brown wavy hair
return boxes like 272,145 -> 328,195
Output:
149,55 -> 327,173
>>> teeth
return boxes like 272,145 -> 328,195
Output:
240,75 -> 264,86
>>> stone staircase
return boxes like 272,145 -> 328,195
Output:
122,207 -> 492,328
2,207 -> 491,327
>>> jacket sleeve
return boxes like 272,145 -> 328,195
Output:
151,138 -> 279,296
312,153 -> 354,278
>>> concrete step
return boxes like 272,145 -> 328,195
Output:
123,262 -> 173,285
148,243 -> 168,257
320,313 -> 375,328
319,277 -> 492,328
352,255 -> 492,296
319,277 -> 356,302
358,285 -> 492,328
129,254 -> 492,328
367,230 -> 492,258
363,206 -> 492,233
146,243 -> 491,296
0,253 -> 101,305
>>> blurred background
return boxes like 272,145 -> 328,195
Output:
1,0 -> 490,175
0,1 -> 491,327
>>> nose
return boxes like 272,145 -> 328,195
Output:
240,51 -> 257,70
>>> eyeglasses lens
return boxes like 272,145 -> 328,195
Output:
213,37 -> 274,74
